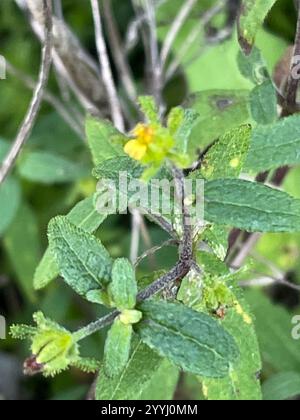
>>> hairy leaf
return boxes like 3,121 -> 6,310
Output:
48,217 -> 113,297
86,115 -> 126,166
109,258 -> 137,310
104,320 -> 133,377
245,115 -> 300,172
96,339 -> 162,400
136,301 -> 239,378
205,179 -> 300,232
34,196 -> 106,290
201,125 -> 251,180
201,297 -> 262,400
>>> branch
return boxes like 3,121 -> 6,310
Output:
74,168 -> 193,340
0,0 -> 53,185
16,0 -> 107,116
160,0 -> 197,69
284,3 -> 300,114
90,0 -> 125,132
6,61 -> 84,140
165,0 -> 226,83
102,0 -> 137,105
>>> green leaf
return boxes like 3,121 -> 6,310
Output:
138,96 -> 160,124
200,125 -> 251,180
18,151 -> 89,184
48,217 -> 113,297
104,319 -> 133,377
96,339 -> 162,400
237,47 -> 270,85
109,258 -> 137,310
205,179 -> 300,232
185,90 -> 251,157
245,115 -> 300,173
86,115 -> 126,166
238,0 -> 278,55
28,112 -> 82,155
4,203 -> 40,302
249,80 -> 277,125
263,372 -> 300,401
202,225 -> 229,261
0,177 -> 21,237
246,290 -> 300,372
34,196 -> 106,290
140,360 -> 179,400
201,297 -> 262,401
136,301 -> 239,378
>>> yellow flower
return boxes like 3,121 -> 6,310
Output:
124,123 -> 155,161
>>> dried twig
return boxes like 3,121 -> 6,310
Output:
90,0 -> 125,132
0,0 -> 53,185
284,4 -> 300,114
6,61 -> 84,140
230,233 -> 261,269
165,0 -> 226,82
160,0 -> 197,69
102,0 -> 137,105
134,239 -> 177,268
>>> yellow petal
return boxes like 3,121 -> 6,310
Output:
124,140 -> 147,161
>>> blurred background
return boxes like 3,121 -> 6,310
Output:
0,0 -> 300,400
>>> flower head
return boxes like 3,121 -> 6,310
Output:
124,123 -> 156,161
11,312 -> 99,377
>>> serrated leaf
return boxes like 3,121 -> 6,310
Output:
18,151 -> 89,184
48,217 -> 113,297
263,372 -> 300,401
86,115 -> 126,166
0,177 -> 21,237
96,339 -> 162,400
4,203 -> 40,302
104,319 -> 133,377
136,301 -> 239,378
238,0 -> 277,55
249,81 -> 277,125
185,90 -> 251,158
245,115 -> 300,173
34,196 -> 106,290
201,125 -> 251,180
109,258 -> 137,310
201,297 -> 262,401
204,179 -> 300,232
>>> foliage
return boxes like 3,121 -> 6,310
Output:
1,0 -> 300,402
